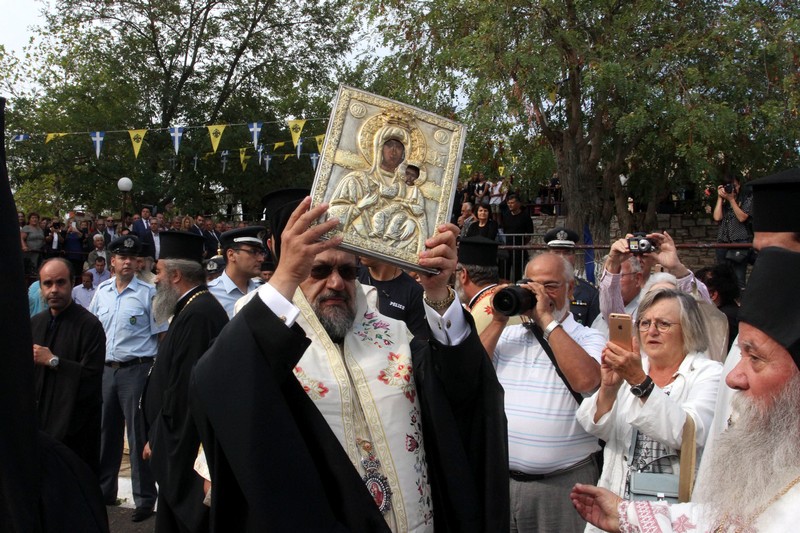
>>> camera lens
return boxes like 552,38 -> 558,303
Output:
493,285 -> 537,316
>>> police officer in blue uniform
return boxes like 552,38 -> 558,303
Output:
90,234 -> 168,522
207,226 -> 264,318
543,227 -> 601,326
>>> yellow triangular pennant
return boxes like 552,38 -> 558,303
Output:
498,166 -> 505,177
287,119 -> 306,147
207,125 -> 226,153
466,164 -> 472,173
45,133 -> 67,144
273,141 -> 285,151
548,87 -> 558,104
239,148 -> 247,166
241,155 -> 251,171
315,134 -> 325,152
128,129 -> 148,159
283,154 -> 294,161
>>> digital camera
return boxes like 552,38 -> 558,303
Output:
493,279 -> 538,316
628,233 -> 656,254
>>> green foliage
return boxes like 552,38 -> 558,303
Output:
5,0 -> 357,219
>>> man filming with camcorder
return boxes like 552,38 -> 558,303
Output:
480,252 -> 606,533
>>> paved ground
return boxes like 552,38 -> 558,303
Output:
106,452 -> 156,532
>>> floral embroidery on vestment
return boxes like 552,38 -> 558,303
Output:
293,365 -> 329,400
378,351 -> 416,403
407,406 -> 432,525
671,514 -> 696,532
355,311 -> 395,348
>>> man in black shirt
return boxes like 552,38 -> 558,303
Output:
501,194 -> 533,282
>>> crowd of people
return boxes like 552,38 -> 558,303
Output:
21,164 -> 800,533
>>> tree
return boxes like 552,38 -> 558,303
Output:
358,0 -> 800,241
5,0 -> 357,218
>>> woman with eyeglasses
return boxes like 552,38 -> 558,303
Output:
575,288 -> 723,531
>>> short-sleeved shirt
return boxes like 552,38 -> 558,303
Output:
89,276 -> 167,362
716,190 -> 753,242
208,270 -> 258,319
22,225 -> 45,252
493,314 -> 605,474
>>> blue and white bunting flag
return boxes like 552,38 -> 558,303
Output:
248,122 -> 263,151
310,152 -> 319,170
193,155 -> 199,172
257,144 -> 264,165
296,137 -> 303,158
221,150 -> 229,174
90,131 -> 105,159
13,134 -> 30,142
169,127 -> 184,155
264,154 -> 272,173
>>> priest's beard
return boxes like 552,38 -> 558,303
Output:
693,372 -> 800,524
312,290 -> 356,344
153,281 -> 180,324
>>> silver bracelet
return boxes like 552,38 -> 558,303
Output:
542,319 -> 562,341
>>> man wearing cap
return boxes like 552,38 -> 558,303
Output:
190,193 -> 508,532
700,168 -> 800,471
204,256 -> 225,283
455,236 -> 522,334
142,231 -> 228,533
207,226 -> 264,319
544,227 -> 601,326
90,234 -> 168,522
258,258 -> 274,283
32,258 -> 106,476
571,247 -> 800,533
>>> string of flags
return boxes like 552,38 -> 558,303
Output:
10,118 -> 328,172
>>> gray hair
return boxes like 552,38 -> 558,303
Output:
625,256 -> 643,274
93,234 -> 104,242
642,272 -> 678,295
462,263 -> 499,286
636,288 -> 708,354
161,258 -> 205,285
528,252 -> 575,283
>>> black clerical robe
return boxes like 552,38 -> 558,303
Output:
190,294 -> 509,533
143,286 -> 228,533
31,302 -> 106,476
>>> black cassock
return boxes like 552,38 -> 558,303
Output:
31,302 -> 106,477
190,295 -> 510,533
143,286 -> 228,533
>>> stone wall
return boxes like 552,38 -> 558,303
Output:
526,213 -> 725,273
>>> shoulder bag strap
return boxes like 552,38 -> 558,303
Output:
529,324 -> 583,405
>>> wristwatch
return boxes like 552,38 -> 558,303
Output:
542,320 -> 562,341
630,375 -> 654,398
48,356 -> 60,369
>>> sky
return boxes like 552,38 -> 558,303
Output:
0,0 -> 49,55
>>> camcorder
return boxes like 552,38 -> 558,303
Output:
494,279 -> 537,316
628,232 -> 657,254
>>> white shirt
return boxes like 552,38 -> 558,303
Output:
576,352 -> 722,514
152,232 -> 160,260
493,314 -> 606,473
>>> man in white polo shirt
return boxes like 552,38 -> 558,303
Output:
482,252 -> 605,533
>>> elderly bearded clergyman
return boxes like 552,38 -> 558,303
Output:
189,193 -> 509,532
570,246 -> 800,532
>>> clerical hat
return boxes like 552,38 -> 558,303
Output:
220,226 -> 266,252
738,247 -> 800,367
159,231 -> 204,263
261,188 -> 309,263
544,227 -> 579,249
261,259 -> 275,272
139,242 -> 153,259
458,237 -> 499,267
109,235 -> 141,257
750,168 -> 800,232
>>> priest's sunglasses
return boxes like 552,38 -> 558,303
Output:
309,264 -> 359,281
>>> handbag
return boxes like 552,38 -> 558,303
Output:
724,248 -> 749,264
627,415 -> 696,503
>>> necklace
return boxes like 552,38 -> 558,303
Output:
714,473 -> 800,532
182,289 -> 209,309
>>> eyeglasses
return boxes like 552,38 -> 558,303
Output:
636,319 -> 676,333
541,282 -> 563,292
309,264 -> 359,281
234,247 -> 267,258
